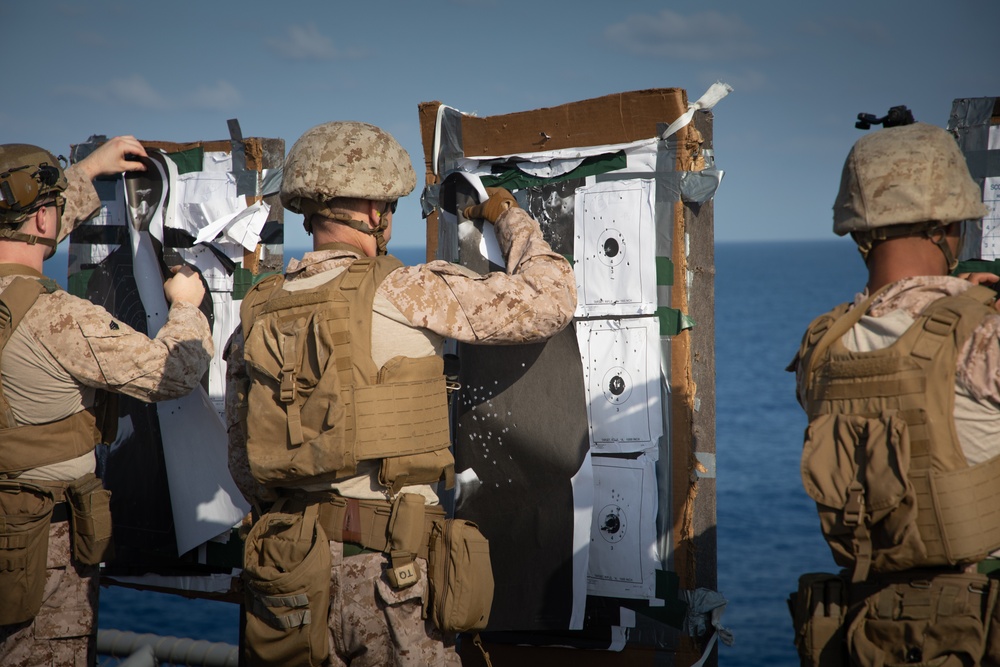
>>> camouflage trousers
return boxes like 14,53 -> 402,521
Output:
328,540 -> 461,667
0,521 -> 98,667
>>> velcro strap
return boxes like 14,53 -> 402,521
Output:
248,591 -> 311,629
279,336 -> 297,404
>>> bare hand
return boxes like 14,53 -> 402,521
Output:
77,136 -> 148,180
956,271 -> 1000,286
163,265 -> 205,306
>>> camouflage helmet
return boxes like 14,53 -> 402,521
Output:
0,144 -> 68,225
833,123 -> 986,235
280,121 -> 416,213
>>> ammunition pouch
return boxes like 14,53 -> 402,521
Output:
66,473 -> 114,566
275,491 -> 493,633
243,502 -> 331,667
0,479 -> 55,626
790,571 -> 1000,667
427,519 -> 494,633
789,572 -> 849,667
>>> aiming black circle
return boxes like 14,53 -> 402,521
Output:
598,504 -> 627,543
597,229 -> 626,267
602,366 -> 632,404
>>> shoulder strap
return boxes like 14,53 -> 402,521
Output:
797,290 -> 885,412
0,277 -> 52,427
907,284 -> 998,362
240,273 -> 285,338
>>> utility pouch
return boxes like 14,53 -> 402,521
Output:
847,571 -> 998,667
801,412 -> 923,582
243,503 -> 331,667
788,572 -> 848,667
0,480 -> 55,626
386,493 -> 425,589
427,518 -> 493,633
65,473 -> 114,566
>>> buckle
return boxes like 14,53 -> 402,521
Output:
843,481 -> 865,527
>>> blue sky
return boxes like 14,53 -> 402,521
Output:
2,0 -> 997,251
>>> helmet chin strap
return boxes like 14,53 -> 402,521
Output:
853,222 -> 958,273
299,200 -> 389,255
926,224 -> 958,272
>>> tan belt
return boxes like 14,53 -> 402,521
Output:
281,493 -> 445,560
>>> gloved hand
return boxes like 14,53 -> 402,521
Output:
463,187 -> 518,223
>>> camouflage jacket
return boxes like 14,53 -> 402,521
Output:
0,166 -> 214,477
226,206 -> 577,502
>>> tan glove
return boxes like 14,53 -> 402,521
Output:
463,187 -> 518,223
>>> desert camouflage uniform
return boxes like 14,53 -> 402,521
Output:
0,164 -> 214,666
226,205 -> 575,665
793,275 -> 1000,464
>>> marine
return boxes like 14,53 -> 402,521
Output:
787,122 -> 1000,666
225,121 -> 577,666
0,137 -> 214,667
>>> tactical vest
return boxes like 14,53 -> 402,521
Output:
797,284 -> 1000,582
240,253 -> 454,492
0,274 -> 108,475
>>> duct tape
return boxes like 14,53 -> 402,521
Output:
227,118 -> 258,197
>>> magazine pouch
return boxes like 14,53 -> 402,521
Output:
847,572 -> 998,667
427,518 -> 493,633
66,473 -> 114,566
243,503 -> 331,667
0,480 -> 54,625
789,572 -> 848,667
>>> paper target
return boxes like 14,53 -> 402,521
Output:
574,179 -> 656,317
587,454 -> 658,599
576,317 -> 663,454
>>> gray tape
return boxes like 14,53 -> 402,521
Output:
227,118 -> 258,197
260,167 -> 283,197
963,150 -> 1000,180
948,97 -> 997,260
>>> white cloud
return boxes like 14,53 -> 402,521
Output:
605,10 -> 768,61
185,80 -> 244,111
266,24 -> 339,60
105,75 -> 170,110
57,75 -> 242,111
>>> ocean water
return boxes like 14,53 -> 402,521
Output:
46,239 -> 868,664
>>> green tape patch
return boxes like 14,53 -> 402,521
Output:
656,256 -> 674,286
481,151 -> 627,191
166,147 -> 205,175
657,306 -> 695,336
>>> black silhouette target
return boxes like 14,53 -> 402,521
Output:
602,366 -> 632,404
596,229 -> 626,267
598,504 -> 627,543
